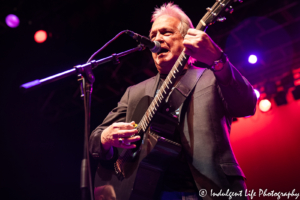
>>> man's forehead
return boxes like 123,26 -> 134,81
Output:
150,15 -> 181,33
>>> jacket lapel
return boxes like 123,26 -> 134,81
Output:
145,73 -> 160,98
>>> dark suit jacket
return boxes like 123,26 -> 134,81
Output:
89,64 -> 257,199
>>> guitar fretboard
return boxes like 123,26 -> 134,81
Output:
136,52 -> 190,134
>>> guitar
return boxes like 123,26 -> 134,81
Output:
94,1 -> 238,199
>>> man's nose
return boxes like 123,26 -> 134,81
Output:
154,32 -> 164,42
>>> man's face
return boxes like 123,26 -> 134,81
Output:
150,15 -> 184,74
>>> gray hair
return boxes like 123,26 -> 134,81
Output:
151,2 -> 194,37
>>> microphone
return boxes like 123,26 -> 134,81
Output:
125,30 -> 161,53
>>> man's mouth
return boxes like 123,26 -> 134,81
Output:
157,48 -> 169,55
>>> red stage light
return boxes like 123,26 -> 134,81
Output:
34,30 -> 47,43
259,99 -> 272,112
295,79 -> 300,86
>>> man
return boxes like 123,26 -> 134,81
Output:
90,3 -> 257,200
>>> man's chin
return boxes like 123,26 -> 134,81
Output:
154,55 -> 178,73
155,63 -> 173,74
155,57 -> 173,66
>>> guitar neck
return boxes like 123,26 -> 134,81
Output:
136,10 -> 209,135
136,0 -> 232,134
137,52 -> 190,134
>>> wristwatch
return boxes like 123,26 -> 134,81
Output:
210,51 -> 228,72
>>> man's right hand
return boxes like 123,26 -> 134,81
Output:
101,121 -> 140,151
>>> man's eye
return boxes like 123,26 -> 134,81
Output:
149,34 -> 155,39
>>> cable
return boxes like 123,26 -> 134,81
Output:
86,30 -> 127,63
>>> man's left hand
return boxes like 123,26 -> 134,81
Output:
183,29 -> 222,66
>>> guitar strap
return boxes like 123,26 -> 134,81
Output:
150,66 -> 206,140
165,66 -> 206,116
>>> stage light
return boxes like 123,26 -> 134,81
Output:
259,99 -> 272,112
295,79 -> 300,86
292,85 -> 300,100
254,89 -> 260,99
34,30 -> 47,43
248,55 -> 257,64
274,91 -> 287,106
5,14 -> 20,28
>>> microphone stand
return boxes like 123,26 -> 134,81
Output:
20,45 -> 144,200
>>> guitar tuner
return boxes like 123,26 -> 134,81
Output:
206,7 -> 212,12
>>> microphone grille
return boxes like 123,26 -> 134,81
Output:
150,41 -> 161,53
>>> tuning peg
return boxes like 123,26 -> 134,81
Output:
206,7 -> 212,12
217,17 -> 227,22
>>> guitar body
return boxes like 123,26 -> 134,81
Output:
94,96 -> 181,200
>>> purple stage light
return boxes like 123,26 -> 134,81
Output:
248,55 -> 257,64
254,89 -> 260,99
5,14 -> 20,28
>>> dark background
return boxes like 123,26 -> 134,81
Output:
1,0 -> 300,199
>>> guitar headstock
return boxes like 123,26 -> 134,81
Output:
196,0 -> 242,30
